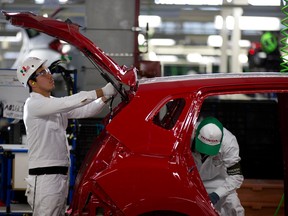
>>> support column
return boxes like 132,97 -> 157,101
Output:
220,9 -> 230,73
79,0 -> 137,91
230,7 -> 243,73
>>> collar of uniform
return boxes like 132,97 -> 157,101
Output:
30,92 -> 52,98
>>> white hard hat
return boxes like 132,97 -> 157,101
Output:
17,57 -> 47,87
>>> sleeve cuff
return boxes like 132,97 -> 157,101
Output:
214,188 -> 226,198
79,90 -> 98,103
90,90 -> 98,99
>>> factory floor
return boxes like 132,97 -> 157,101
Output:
0,203 -> 32,215
0,190 -> 31,215
238,179 -> 284,216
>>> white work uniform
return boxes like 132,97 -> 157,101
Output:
23,91 -> 106,216
193,128 -> 245,216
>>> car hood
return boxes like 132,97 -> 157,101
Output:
2,11 -> 138,91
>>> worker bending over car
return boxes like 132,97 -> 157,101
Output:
17,57 -> 117,216
192,116 -> 245,216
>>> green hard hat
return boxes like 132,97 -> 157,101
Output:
195,117 -> 223,156
260,32 -> 278,54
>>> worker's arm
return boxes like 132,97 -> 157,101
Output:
213,130 -> 244,198
66,98 -> 106,118
27,83 -> 116,117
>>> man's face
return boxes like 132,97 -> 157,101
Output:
34,66 -> 55,92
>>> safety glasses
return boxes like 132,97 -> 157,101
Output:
34,68 -> 51,79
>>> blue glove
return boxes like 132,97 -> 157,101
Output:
209,192 -> 220,205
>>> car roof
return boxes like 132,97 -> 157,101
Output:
136,72 -> 288,98
139,72 -> 288,84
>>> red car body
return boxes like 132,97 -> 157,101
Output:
3,11 -> 288,216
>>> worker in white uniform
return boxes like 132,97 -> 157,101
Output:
192,117 -> 245,216
17,57 -> 117,216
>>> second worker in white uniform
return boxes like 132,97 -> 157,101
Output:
192,117 -> 245,216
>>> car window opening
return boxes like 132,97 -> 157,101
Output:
153,98 -> 185,130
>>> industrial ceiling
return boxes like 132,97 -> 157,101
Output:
0,0 -> 285,68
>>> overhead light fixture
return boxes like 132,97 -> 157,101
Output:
207,35 -> 252,47
148,52 -> 158,61
34,0 -> 44,4
207,35 -> 223,47
154,0 -> 223,5
240,16 -> 280,30
187,54 -> 218,64
157,55 -> 178,62
239,54 -> 248,64
248,0 -> 281,6
239,40 -> 251,48
139,15 -> 162,28
214,15 -> 281,31
202,56 -> 218,64
35,0 -> 68,3
186,53 -> 203,63
149,38 -> 176,46
214,15 -> 234,30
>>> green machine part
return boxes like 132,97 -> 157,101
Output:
281,1 -> 288,72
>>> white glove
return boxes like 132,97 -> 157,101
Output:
102,82 -> 116,97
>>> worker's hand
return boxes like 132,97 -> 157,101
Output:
102,83 -> 117,97
209,192 -> 220,205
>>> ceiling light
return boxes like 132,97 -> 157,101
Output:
214,15 -> 235,29
139,15 -> 162,28
239,40 -> 251,48
154,0 -> 223,5
248,0 -> 281,6
239,54 -> 248,64
207,35 -> 223,47
207,35 -> 251,47
186,53 -> 203,63
215,15 -> 235,29
157,55 -> 178,62
34,0 -> 44,4
202,56 -> 219,64
215,15 -> 281,31
240,16 -> 280,30
148,52 -> 158,61
149,39 -> 176,46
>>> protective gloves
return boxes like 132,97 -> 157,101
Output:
209,192 -> 220,205
102,83 -> 117,97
